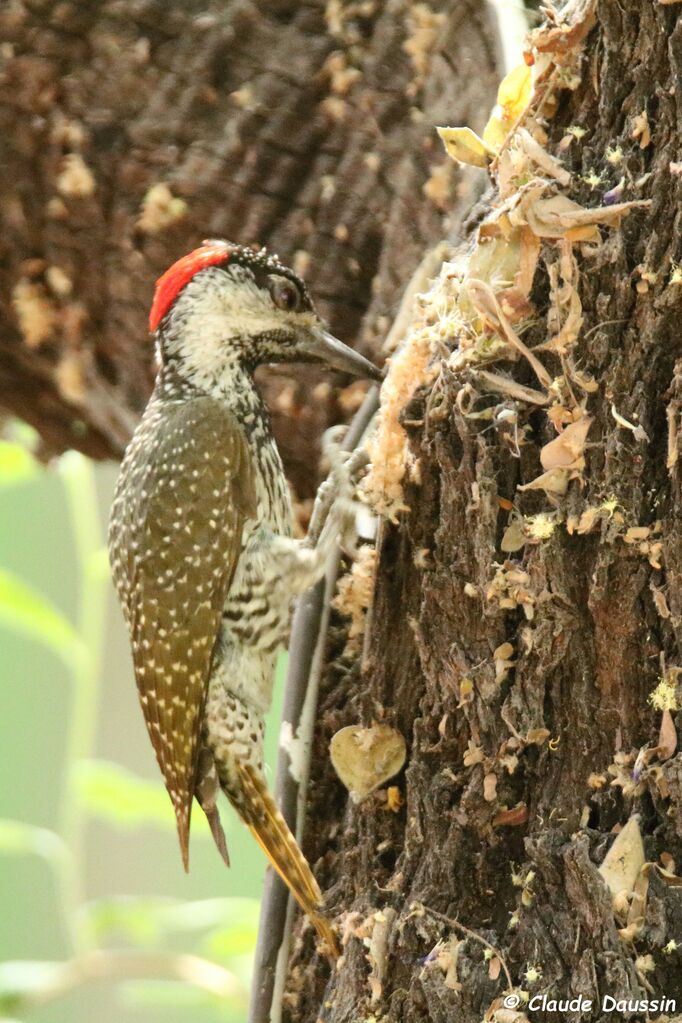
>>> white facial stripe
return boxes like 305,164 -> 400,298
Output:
163,266 -> 318,394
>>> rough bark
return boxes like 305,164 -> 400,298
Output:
287,3 -> 682,1022
0,0 -> 499,497
8,2 -> 682,1022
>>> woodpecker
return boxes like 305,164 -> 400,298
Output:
108,240 -> 380,953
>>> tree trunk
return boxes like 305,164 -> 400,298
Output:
6,1 -> 682,1022
286,2 -> 682,1022
0,0 -> 499,498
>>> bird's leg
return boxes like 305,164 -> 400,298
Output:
305,424 -> 370,553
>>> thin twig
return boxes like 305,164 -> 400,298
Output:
416,902 -> 514,992
248,387 -> 379,1023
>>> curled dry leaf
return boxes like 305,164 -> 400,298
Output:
649,863 -> 682,886
660,851 -> 676,872
464,227 -> 539,323
631,111 -> 651,149
466,277 -> 552,389
514,127 -> 571,185
512,189 -> 650,241
487,1004 -> 530,1023
545,238 -> 583,354
617,920 -> 643,943
627,868 -> 649,928
492,803 -> 529,828
436,936 -> 464,992
540,416 -> 593,471
518,467 -> 570,497
329,723 -> 407,803
494,642 -> 514,660
530,0 -> 597,54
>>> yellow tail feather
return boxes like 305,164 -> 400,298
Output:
235,762 -> 339,957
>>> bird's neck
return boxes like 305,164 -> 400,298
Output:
156,361 -> 273,446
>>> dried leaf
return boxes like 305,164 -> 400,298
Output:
540,416 -> 593,471
464,742 -> 485,767
488,956 -> 502,981
514,190 -> 650,240
657,709 -> 677,761
598,816 -> 645,898
482,64 -> 533,151
494,642 -> 514,660
466,278 -> 552,388
514,128 -> 570,185
650,863 -> 682,886
526,728 -> 551,745
531,0 -> 597,54
628,869 -> 649,926
501,522 -> 526,552
436,937 -> 463,991
493,803 -> 529,827
437,126 -> 492,168
611,404 -> 649,442
329,724 -> 406,803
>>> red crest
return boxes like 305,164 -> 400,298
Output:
148,241 -> 233,332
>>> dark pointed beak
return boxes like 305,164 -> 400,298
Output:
301,329 -> 383,381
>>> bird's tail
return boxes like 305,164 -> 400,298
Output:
233,761 -> 339,957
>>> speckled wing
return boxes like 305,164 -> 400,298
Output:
108,395 -> 256,868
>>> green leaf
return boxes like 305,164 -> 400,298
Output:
0,441 -> 39,489
84,895 -> 260,953
0,568 -> 82,666
0,819 -> 66,864
159,897 -> 259,934
0,960 -> 64,1006
87,546 -> 112,582
73,759 -> 209,834
120,979 -> 246,1020
86,896 -> 172,946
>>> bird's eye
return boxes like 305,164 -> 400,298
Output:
269,276 -> 301,312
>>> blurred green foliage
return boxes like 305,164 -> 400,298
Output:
0,437 -> 278,1023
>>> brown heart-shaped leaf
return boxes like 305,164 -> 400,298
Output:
329,724 -> 406,803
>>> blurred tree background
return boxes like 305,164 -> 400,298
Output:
0,436 -> 285,1022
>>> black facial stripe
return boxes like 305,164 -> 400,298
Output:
227,249 -> 313,311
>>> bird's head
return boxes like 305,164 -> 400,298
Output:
149,240 -> 381,392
